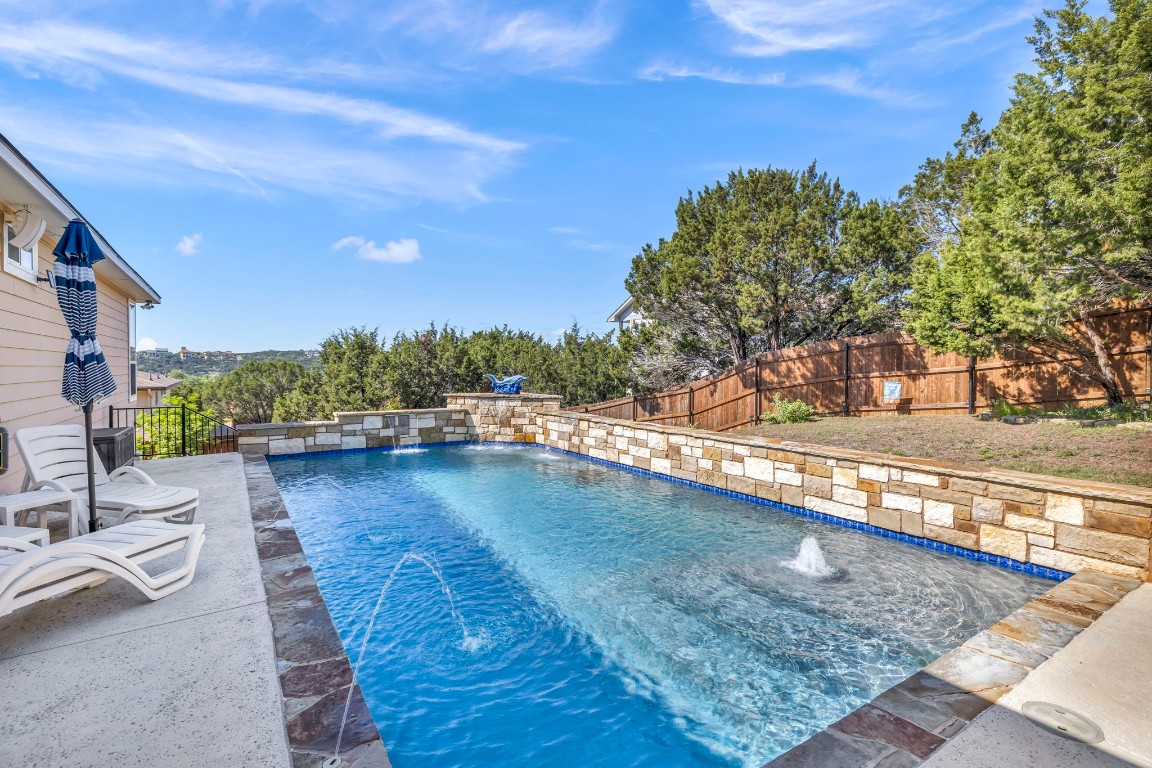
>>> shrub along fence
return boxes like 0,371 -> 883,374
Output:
572,305 -> 1152,431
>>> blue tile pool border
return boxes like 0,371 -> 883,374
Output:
267,440 -> 1072,582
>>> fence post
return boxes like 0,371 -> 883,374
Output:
752,358 -> 762,425
968,356 -> 978,414
632,394 -> 638,421
1147,308 -> 1152,402
842,343 -> 851,416
107,404 -> 114,429
688,386 -> 694,426
180,404 -> 188,457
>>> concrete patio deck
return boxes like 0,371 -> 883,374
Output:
922,583 -> 1152,768
0,454 -> 291,768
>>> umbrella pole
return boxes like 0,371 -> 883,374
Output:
83,401 -> 99,533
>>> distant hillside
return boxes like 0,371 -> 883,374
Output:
138,349 -> 320,376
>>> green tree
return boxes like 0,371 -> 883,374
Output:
206,359 -> 306,424
460,326 -> 553,393
273,369 -> 327,422
320,328 -> 390,412
384,324 -> 470,409
135,391 -> 219,457
550,323 -> 631,404
906,1 -> 1152,403
900,112 -> 990,256
278,327 -> 392,418
626,164 -> 920,388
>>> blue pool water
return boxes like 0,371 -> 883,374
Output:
270,444 -> 1052,767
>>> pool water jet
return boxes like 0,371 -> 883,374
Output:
781,537 -> 836,578
328,552 -> 483,766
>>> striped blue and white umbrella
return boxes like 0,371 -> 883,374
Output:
53,219 -> 117,406
53,218 -> 116,533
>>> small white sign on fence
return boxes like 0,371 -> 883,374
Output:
883,381 -> 903,402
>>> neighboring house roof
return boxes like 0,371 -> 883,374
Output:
0,132 -> 161,304
137,373 -> 183,391
607,295 -> 638,323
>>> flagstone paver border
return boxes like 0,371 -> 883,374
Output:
243,454 -> 391,768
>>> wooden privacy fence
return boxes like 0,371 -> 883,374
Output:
570,306 -> 1152,432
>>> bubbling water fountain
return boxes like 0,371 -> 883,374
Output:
781,537 -> 836,578
325,552 -> 486,767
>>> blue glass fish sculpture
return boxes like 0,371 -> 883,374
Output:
484,374 -> 528,394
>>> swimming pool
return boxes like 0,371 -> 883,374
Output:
270,444 -> 1053,767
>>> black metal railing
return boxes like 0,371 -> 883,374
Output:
109,404 -> 238,459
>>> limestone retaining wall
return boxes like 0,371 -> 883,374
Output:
236,408 -> 474,456
528,410 -> 1152,580
237,394 -> 1151,580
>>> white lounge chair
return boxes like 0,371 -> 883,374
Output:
0,519 -> 206,617
15,424 -> 198,532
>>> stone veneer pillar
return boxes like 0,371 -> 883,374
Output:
444,392 -> 562,443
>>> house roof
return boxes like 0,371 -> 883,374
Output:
137,373 -> 183,391
607,295 -> 637,323
0,132 -> 161,304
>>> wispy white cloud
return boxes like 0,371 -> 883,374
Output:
412,222 -> 520,248
333,235 -> 422,263
0,19 -> 525,203
566,240 -> 618,252
698,0 -> 943,57
902,4 -> 1041,65
482,8 -> 616,68
1,107 -> 507,203
175,233 -> 202,256
638,62 -> 920,107
638,62 -> 784,86
0,23 -> 522,154
799,69 -> 927,108
225,0 -> 620,71
546,225 -> 620,252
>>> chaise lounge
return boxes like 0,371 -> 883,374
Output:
0,519 -> 206,617
16,424 -> 199,532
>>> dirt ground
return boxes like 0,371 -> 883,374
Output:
736,415 -> 1152,488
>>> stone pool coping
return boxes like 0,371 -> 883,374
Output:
763,568 -> 1145,768
243,454 -> 391,768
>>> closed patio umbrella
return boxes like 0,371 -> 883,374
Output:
53,218 -> 117,534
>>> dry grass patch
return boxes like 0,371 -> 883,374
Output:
736,416 -> 1152,488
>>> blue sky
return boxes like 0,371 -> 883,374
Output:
1,0 -> 1055,351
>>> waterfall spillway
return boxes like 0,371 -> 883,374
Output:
781,537 -> 836,578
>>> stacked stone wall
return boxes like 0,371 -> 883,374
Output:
236,408 -> 474,456
237,394 -> 1151,580
444,393 -> 561,443
531,410 -> 1151,580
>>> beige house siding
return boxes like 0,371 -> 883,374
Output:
0,229 -> 136,494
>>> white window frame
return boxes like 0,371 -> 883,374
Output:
128,301 -> 138,402
3,214 -> 39,284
